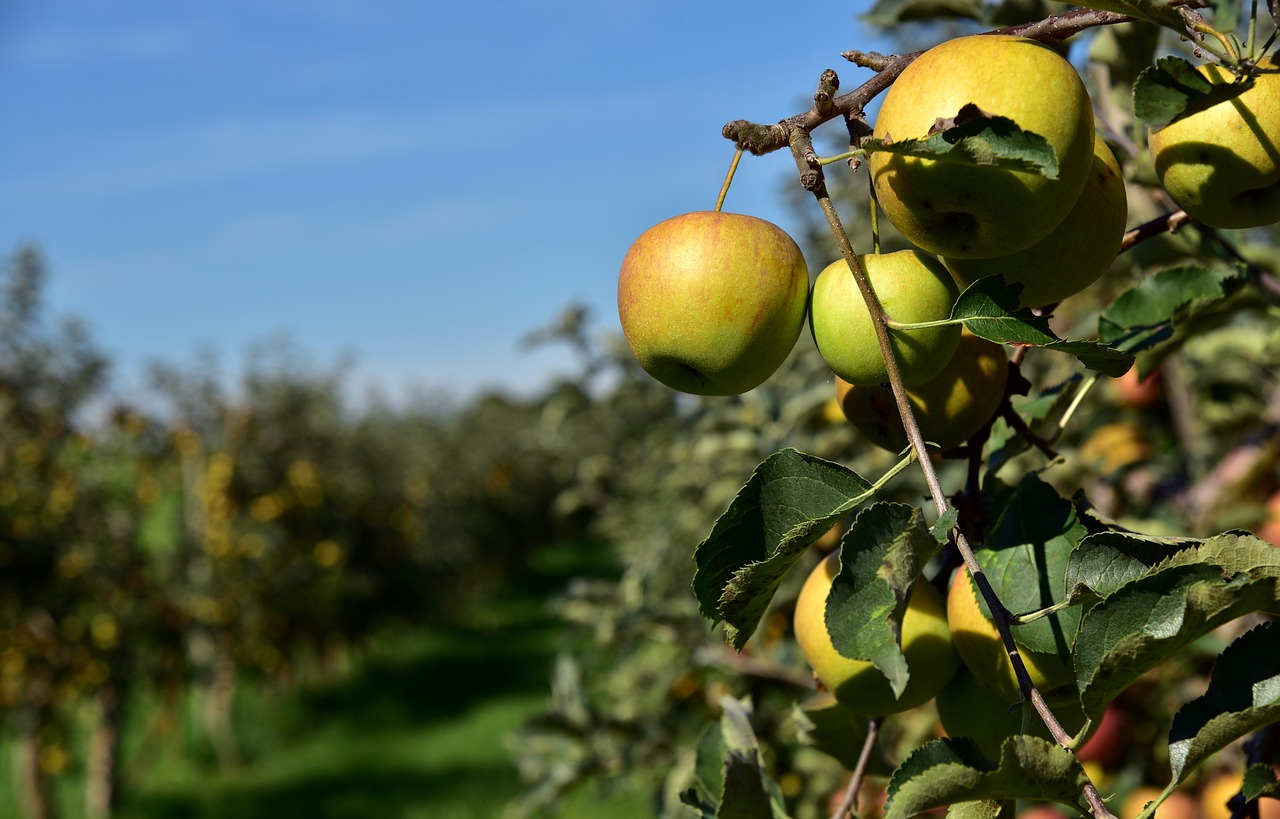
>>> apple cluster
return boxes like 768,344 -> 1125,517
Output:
790,549 -> 1080,752
617,34 -> 1280,455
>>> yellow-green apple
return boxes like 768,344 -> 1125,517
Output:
944,135 -> 1128,308
1147,57 -> 1280,229
946,570 -> 1075,704
809,250 -> 960,387
793,550 -> 959,715
835,331 -> 1008,453
617,211 -> 809,396
869,35 -> 1095,259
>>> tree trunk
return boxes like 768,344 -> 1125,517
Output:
204,649 -> 241,768
13,667 -> 53,819
85,681 -> 124,819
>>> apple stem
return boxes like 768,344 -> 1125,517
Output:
714,149 -> 744,213
788,101 -> 1119,819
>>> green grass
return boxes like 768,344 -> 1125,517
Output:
1,541 -> 653,819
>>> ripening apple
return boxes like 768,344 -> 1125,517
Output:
946,571 -> 1075,704
809,250 -> 961,387
617,211 -> 809,396
1147,57 -> 1280,229
793,551 -> 959,715
869,35 -> 1095,259
944,135 -> 1128,308
835,331 -> 1008,453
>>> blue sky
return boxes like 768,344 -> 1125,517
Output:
0,1 -> 886,404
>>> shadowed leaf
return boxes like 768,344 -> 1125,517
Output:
884,737 -> 1088,819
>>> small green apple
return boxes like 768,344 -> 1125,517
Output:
793,550 -> 959,716
809,250 -> 960,387
1147,57 -> 1280,229
869,35 -> 1095,259
835,331 -> 1008,453
944,135 -> 1128,308
617,211 -> 809,396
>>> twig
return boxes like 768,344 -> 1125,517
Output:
1118,209 -> 1193,253
830,717 -> 883,819
789,68 -> 1118,819
723,5 -> 1194,157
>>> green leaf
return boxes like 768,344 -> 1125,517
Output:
826,503 -> 942,697
863,104 -> 1059,178
693,448 -> 875,649
1067,0 -> 1186,30
946,800 -> 1007,819
793,698 -> 893,775
1243,763 -> 1280,801
884,737 -> 1088,819
1075,563 -> 1280,716
711,696 -> 791,819
1167,622 -> 1280,788
1064,530 -> 1205,604
1098,266 -> 1234,354
932,508 -> 960,543
977,474 -> 1085,656
1135,56 -> 1255,131
952,277 -> 1133,376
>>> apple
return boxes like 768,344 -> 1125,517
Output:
617,210 -> 809,396
1120,787 -> 1198,819
1075,702 -> 1127,768
943,135 -> 1128,308
793,551 -> 959,715
1255,490 -> 1280,545
835,331 -> 1008,453
1110,366 -> 1164,410
946,571 -> 1075,704
1200,771 -> 1280,819
1080,421 -> 1151,475
809,250 -> 961,387
869,35 -> 1095,259
1147,57 -> 1280,229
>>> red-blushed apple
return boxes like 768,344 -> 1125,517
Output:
869,35 -> 1095,259
809,250 -> 960,387
617,211 -> 809,396
1076,702 -> 1127,768
1148,57 -> 1280,230
1110,366 -> 1164,410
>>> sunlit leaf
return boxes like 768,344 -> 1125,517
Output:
863,104 -> 1059,178
1135,56 -> 1255,130
693,448 -> 875,649
826,503 -> 941,696
1167,622 -> 1280,787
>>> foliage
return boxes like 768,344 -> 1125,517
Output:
514,2 -> 1280,819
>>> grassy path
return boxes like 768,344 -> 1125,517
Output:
2,541 -> 650,819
